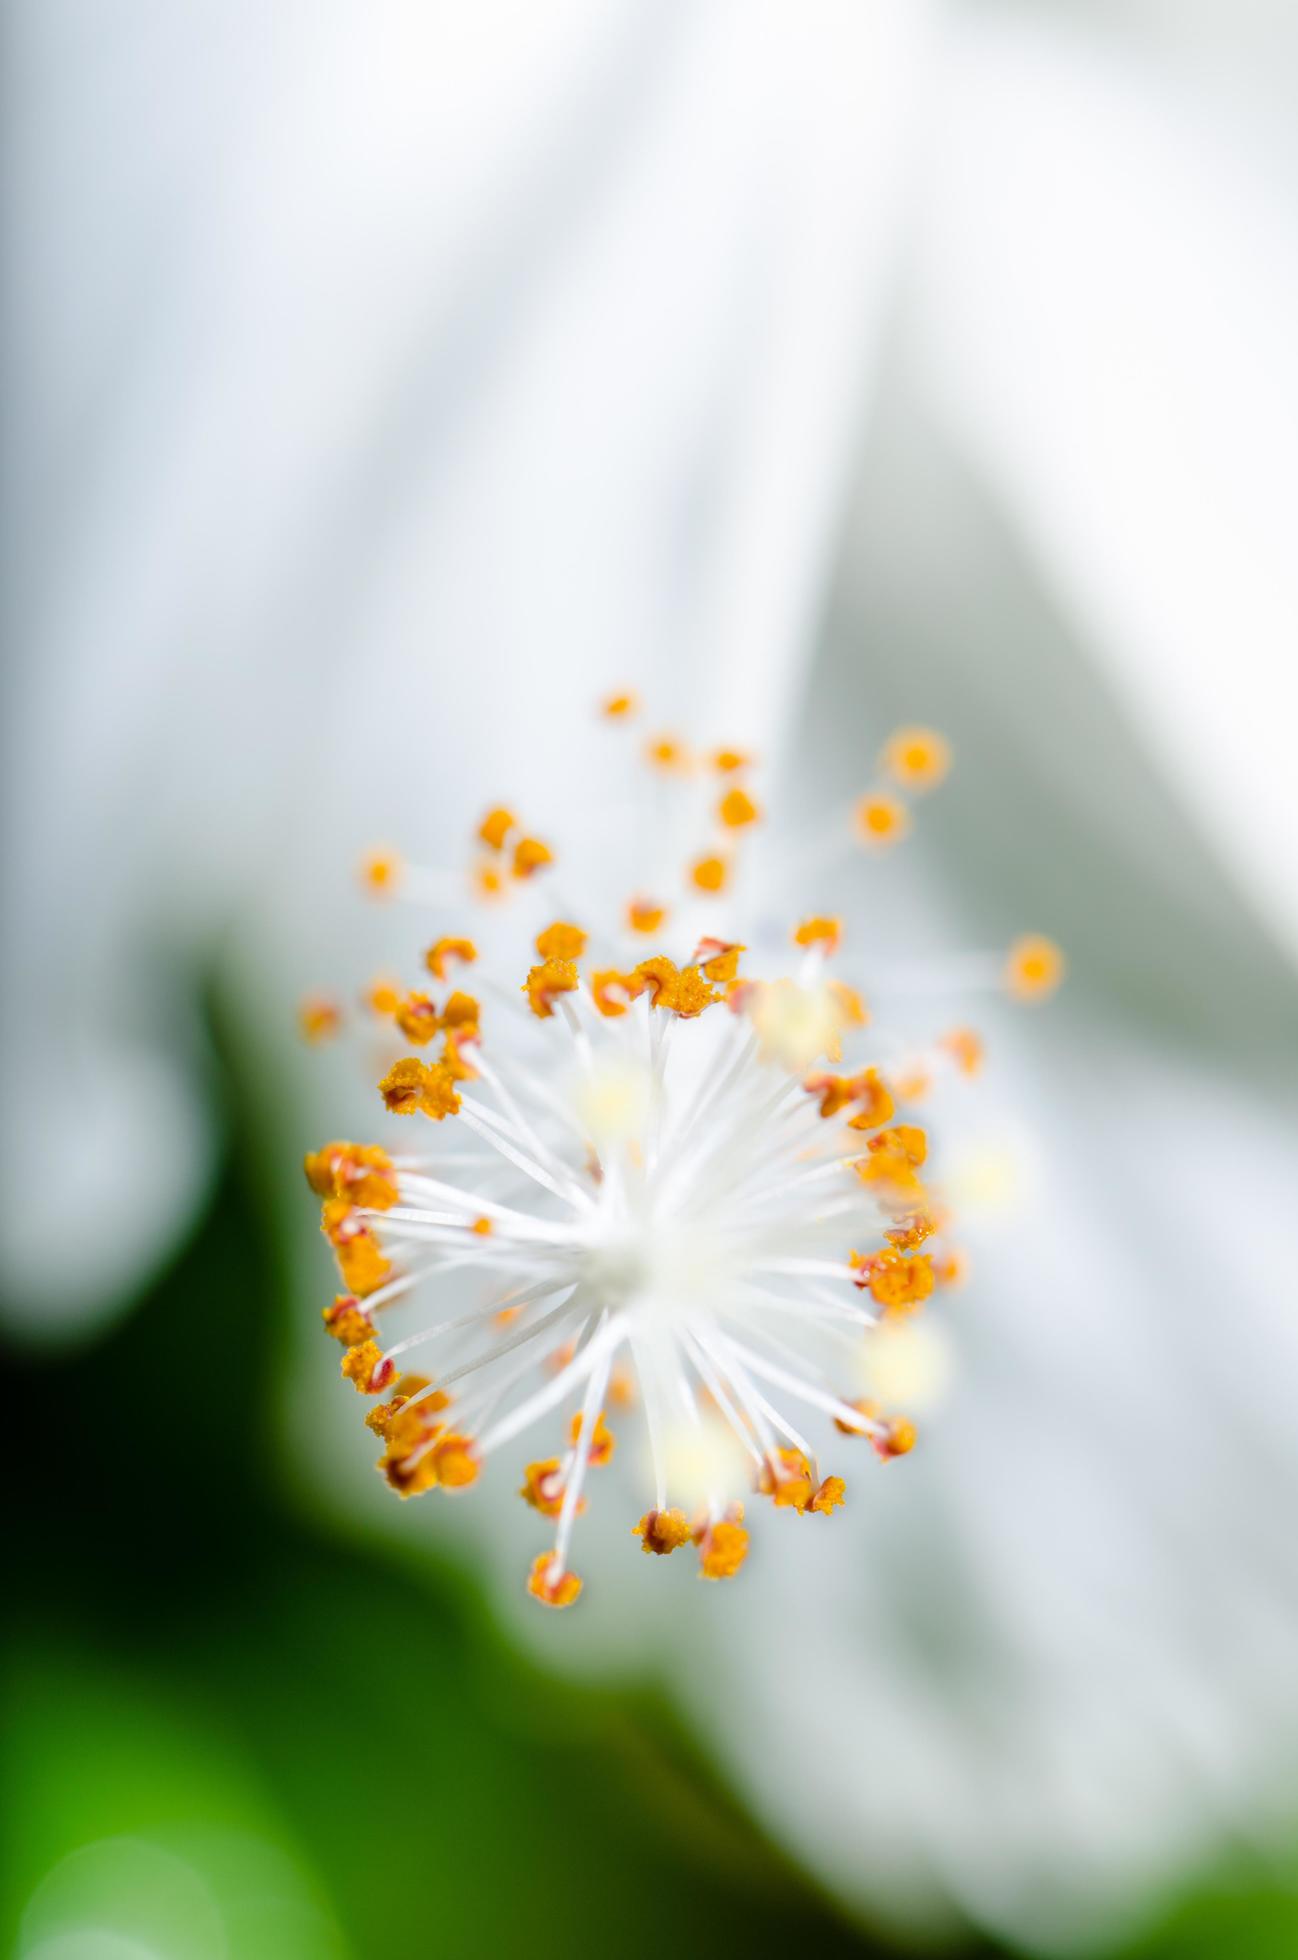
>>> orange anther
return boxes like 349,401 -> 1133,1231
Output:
571,1409 -> 615,1467
634,955 -> 679,1006
524,958 -> 579,1019
378,1057 -> 462,1119
633,956 -> 720,1019
874,1417 -> 917,1461
440,991 -> 480,1030
869,1124 -> 928,1168
646,734 -> 690,773
429,1431 -> 480,1489
298,995 -> 342,1044
366,1379 -> 442,1442
394,992 -> 441,1045
882,726 -> 951,792
626,898 -> 667,935
477,807 -> 516,851
689,853 -> 729,893
304,1141 -> 398,1210
808,1475 -> 846,1514
520,1458 -> 567,1517
535,921 -> 588,962
804,1073 -> 855,1120
695,1517 -> 750,1579
855,794 -> 910,847
718,786 -> 761,829
321,1296 -> 372,1347
321,1200 -> 392,1297
843,1068 -> 895,1132
589,968 -> 643,1018
425,936 -> 478,981
601,691 -> 638,719
1004,935 -> 1065,1002
692,938 -> 744,984
364,976 -> 402,1017
793,916 -> 842,954
833,1398 -> 877,1437
850,1246 -> 935,1315
758,1448 -> 815,1512
527,1554 -> 582,1608
512,835 -> 554,880
854,1151 -> 926,1211
341,1339 -> 396,1395
884,1211 -> 939,1253
441,1025 -> 481,1082
633,1508 -> 693,1555
360,849 -> 402,896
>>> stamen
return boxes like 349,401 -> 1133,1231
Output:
306,693 -> 1054,1604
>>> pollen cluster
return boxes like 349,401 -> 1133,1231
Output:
301,695 -> 1061,1608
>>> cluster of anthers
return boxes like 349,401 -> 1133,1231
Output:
301,696 -> 1063,1608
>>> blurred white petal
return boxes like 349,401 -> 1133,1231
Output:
914,13 -> 1298,963
2,0 -> 929,1329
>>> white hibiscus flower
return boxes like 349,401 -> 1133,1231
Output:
4,2 -> 1296,1950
